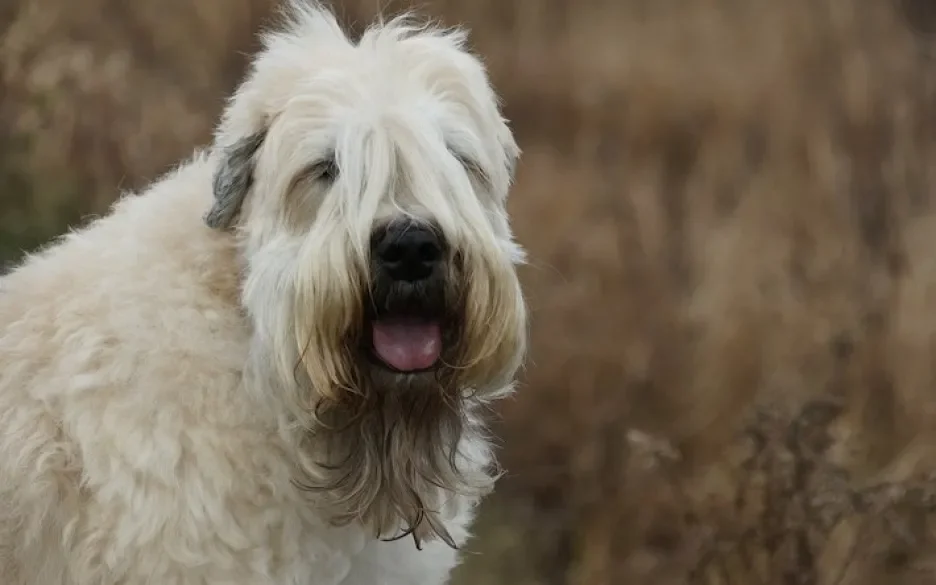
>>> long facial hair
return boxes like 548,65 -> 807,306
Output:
203,0 -> 526,551
235,111 -> 526,547
251,227 -> 526,549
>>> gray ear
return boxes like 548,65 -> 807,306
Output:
205,131 -> 266,230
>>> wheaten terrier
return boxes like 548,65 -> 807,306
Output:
0,2 -> 527,583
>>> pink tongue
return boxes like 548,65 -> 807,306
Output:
372,319 -> 442,372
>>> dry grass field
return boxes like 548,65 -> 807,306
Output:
4,0 -> 936,583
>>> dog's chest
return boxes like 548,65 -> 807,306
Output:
228,446 -> 471,585
147,424 -> 470,585
222,491 -> 466,585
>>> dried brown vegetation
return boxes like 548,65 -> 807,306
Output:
3,0 -> 936,583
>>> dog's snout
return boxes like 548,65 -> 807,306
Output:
374,222 -> 444,282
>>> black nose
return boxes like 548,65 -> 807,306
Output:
373,222 -> 444,282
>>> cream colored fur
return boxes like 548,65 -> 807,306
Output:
0,2 -> 526,583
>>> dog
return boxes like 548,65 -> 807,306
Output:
0,2 -> 527,583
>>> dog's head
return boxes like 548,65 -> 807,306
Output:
204,1 -> 526,546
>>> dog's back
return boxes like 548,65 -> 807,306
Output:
0,156 -> 273,583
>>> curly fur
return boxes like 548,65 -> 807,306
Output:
0,2 -> 527,583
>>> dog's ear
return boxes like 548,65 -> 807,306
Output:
506,147 -> 519,184
205,130 -> 266,230
502,132 -> 520,187
497,115 -> 521,186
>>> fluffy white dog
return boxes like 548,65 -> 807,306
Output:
0,2 -> 527,583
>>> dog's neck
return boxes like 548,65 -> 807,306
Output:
276,370 -> 497,548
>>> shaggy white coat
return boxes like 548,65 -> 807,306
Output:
0,3 -> 526,584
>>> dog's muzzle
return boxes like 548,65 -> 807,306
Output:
366,220 -> 451,373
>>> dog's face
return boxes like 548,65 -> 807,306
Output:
205,2 -> 526,546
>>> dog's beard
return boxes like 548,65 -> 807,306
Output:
298,368 -> 476,548
278,241 -> 527,548
296,267 -> 473,548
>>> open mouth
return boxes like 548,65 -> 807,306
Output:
368,314 -> 443,373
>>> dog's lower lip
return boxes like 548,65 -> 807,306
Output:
366,343 -> 440,374
367,315 -> 443,372
371,356 -> 436,374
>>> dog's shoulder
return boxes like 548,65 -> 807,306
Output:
0,152 -> 246,398
0,154 -> 349,583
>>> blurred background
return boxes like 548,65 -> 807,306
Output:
3,0 -> 936,583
